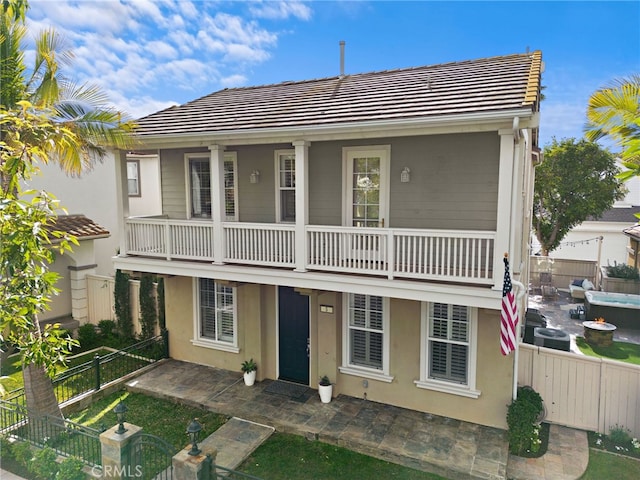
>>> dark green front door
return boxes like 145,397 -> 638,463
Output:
278,287 -> 310,384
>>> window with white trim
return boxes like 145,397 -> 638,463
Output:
340,294 -> 393,382
416,302 -> 480,398
192,278 -> 238,352
126,160 -> 140,197
186,153 -> 237,220
275,150 -> 295,222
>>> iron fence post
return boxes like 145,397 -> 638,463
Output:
94,354 -> 101,391
162,329 -> 169,358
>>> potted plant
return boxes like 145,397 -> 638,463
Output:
241,358 -> 257,386
318,375 -> 333,403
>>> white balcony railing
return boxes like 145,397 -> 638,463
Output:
224,223 -> 295,267
125,218 -> 496,285
126,218 -> 214,261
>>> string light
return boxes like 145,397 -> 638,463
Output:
557,236 -> 603,248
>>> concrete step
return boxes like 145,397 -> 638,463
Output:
200,417 -> 274,470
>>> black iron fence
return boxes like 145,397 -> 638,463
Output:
54,332 -> 168,404
2,401 -> 103,467
1,332 -> 168,433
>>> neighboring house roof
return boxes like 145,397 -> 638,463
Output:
624,224 -> 640,242
51,215 -> 110,241
136,51 -> 542,138
587,206 -> 640,223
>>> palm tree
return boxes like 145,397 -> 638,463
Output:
585,75 -> 640,180
1,0 -> 135,422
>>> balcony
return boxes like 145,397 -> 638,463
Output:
125,218 -> 496,286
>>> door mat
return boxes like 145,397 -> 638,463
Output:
264,380 -> 311,400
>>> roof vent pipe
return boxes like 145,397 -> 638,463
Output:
339,40 -> 345,77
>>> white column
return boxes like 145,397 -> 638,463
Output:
293,140 -> 310,272
69,264 -> 97,323
494,129 -> 516,290
114,150 -> 130,257
209,145 -> 226,264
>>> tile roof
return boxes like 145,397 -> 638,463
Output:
623,224 -> 640,241
51,215 -> 110,240
136,51 -> 542,138
588,206 -> 640,223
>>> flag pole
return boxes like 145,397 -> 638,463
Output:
511,278 -> 526,400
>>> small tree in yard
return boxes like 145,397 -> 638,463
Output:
114,269 -> 133,339
533,138 -> 626,255
139,274 -> 157,339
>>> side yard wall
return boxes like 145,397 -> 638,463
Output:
518,343 -> 640,438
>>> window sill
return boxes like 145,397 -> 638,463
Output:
339,366 -> 394,383
191,339 -> 239,354
414,380 -> 481,398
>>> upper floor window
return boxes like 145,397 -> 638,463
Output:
340,293 -> 393,383
127,160 -> 140,197
192,278 -> 238,353
416,302 -> 480,398
275,150 -> 295,222
186,153 -> 237,220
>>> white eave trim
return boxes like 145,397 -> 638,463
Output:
135,108 -> 538,148
112,255 -> 502,310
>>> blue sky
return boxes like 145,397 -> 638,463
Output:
27,0 -> 639,148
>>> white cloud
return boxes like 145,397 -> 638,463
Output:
146,40 -> 179,60
249,0 -> 312,20
220,74 -> 248,88
224,43 -> 271,63
24,0 -> 306,118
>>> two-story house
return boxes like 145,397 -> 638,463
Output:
113,51 -> 542,430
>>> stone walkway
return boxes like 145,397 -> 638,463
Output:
506,424 -> 589,479
126,360 -> 509,479
200,417 -> 274,470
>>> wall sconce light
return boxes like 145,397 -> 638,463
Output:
250,170 -> 260,184
401,167 -> 411,183
186,418 -> 202,456
113,400 -> 128,435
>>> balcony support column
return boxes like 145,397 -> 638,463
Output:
115,149 -> 130,257
494,129 -> 516,290
293,140 -> 310,272
209,144 -> 226,265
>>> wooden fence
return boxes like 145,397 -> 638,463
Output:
87,274 -> 148,335
518,343 -> 640,438
529,257 -> 599,290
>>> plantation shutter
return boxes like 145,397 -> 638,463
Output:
429,303 -> 469,383
349,294 -> 384,369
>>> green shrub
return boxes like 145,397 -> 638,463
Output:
507,386 -> 545,455
97,320 -> 117,338
139,275 -> 157,339
77,324 -> 99,351
30,446 -> 58,479
11,440 -> 33,466
609,424 -> 632,446
56,456 -> 86,480
114,269 -> 133,339
606,263 -> 640,280
0,436 -> 16,460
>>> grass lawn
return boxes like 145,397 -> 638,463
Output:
238,432 -> 446,480
67,390 -> 227,450
575,336 -> 640,365
581,450 -> 640,480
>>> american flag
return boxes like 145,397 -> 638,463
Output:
500,256 -> 519,355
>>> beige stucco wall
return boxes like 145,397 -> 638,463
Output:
165,276 -> 512,429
